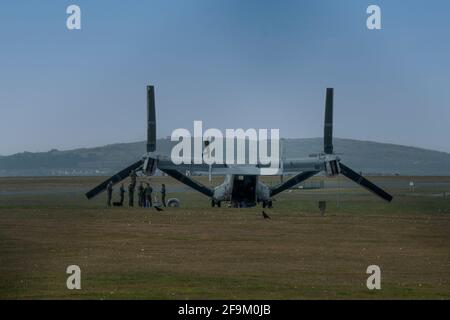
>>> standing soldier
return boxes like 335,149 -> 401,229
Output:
145,183 -> 153,208
119,183 -> 125,206
106,181 -> 113,207
128,183 -> 135,207
161,184 -> 166,207
138,182 -> 145,207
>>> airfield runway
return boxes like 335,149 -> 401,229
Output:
0,176 -> 449,299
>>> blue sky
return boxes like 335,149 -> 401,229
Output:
0,0 -> 449,155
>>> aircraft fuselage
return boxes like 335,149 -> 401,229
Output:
212,174 -> 272,208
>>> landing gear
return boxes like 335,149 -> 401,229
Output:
211,199 -> 221,207
262,200 -> 273,209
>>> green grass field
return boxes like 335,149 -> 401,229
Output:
0,176 -> 449,299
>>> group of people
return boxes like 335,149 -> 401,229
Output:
136,182 -> 166,208
106,170 -> 167,208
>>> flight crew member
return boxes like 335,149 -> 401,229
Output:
128,183 -> 135,207
119,183 -> 125,206
107,181 -> 113,207
138,182 -> 145,207
145,183 -> 153,208
161,184 -> 166,207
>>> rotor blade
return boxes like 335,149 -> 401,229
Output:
270,171 -> 319,197
147,85 -> 156,152
339,163 -> 393,202
85,160 -> 144,199
324,88 -> 334,154
159,168 -> 214,198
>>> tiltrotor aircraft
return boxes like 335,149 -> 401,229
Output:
86,86 -> 393,207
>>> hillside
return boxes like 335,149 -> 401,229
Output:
1,138 -> 449,176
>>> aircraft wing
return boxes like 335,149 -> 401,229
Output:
156,157 -> 229,176
280,158 -> 324,175
156,156 -> 325,176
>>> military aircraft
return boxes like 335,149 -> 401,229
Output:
86,86 -> 393,207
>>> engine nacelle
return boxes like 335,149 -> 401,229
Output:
256,181 -> 271,202
212,175 -> 233,201
143,157 -> 157,175
325,159 -> 341,177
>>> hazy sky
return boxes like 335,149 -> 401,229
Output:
0,0 -> 449,155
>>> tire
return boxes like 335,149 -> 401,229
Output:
166,198 -> 180,208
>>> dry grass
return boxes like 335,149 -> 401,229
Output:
0,176 -> 449,299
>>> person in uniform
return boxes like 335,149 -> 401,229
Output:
161,184 -> 166,207
106,181 -> 113,207
138,182 -> 145,207
128,183 -> 135,207
119,183 -> 125,206
145,183 -> 153,208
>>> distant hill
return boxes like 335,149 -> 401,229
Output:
1,138 -> 449,176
